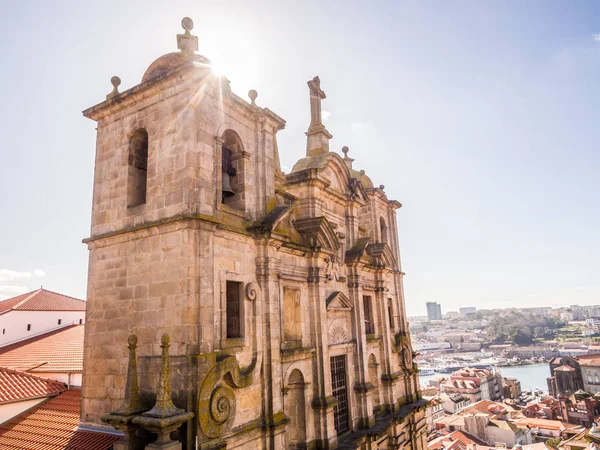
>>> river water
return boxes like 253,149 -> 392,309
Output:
419,363 -> 551,392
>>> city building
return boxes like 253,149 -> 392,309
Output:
80,16 -> 427,450
463,413 -> 531,447
0,289 -> 86,347
441,368 -> 503,402
503,377 -> 522,400
427,302 -> 443,321
459,307 -> 476,316
558,390 -> 598,428
439,392 -> 470,414
577,354 -> 600,394
548,356 -> 584,398
424,396 -> 446,432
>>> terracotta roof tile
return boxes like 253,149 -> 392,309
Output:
0,289 -> 86,315
576,354 -> 600,366
0,325 -> 84,373
0,389 -> 119,450
0,367 -> 67,404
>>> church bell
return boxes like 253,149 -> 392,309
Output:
222,145 -> 237,199
222,174 -> 235,198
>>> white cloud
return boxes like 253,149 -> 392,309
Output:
34,269 -> 46,277
322,110 -> 331,121
593,33 -> 600,42
0,269 -> 32,283
0,285 -> 29,300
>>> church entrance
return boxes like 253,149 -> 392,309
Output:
330,355 -> 349,434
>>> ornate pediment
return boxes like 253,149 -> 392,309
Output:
345,237 -> 371,265
326,291 -> 353,310
248,205 -> 293,233
293,216 -> 339,252
366,243 -> 397,269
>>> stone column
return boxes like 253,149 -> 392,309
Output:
307,259 -> 338,448
256,248 -> 288,450
374,274 -> 397,412
347,267 -> 375,428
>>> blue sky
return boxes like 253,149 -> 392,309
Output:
0,1 -> 599,316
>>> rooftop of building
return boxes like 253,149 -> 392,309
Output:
0,325 -> 84,373
0,388 -> 120,450
0,367 -> 67,404
427,430 -> 487,450
0,289 -> 86,315
576,354 -> 600,366
513,417 -> 579,431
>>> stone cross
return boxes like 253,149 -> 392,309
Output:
305,76 -> 332,157
307,76 -> 326,128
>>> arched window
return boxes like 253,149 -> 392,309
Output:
221,130 -> 245,210
127,129 -> 148,207
595,373 -> 599,384
379,217 -> 388,244
284,369 -> 306,449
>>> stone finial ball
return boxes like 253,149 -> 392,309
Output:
161,333 -> 170,346
342,146 -> 349,156
111,76 -> 121,88
182,17 -> 194,31
248,89 -> 258,102
128,335 -> 137,346
379,185 -> 385,190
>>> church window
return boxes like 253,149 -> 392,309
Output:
226,281 -> 242,338
127,128 -> 149,207
331,355 -> 349,434
283,288 -> 302,342
27,324 -> 31,331
363,295 -> 375,335
596,374 -> 600,384
379,217 -> 388,244
79,319 -> 83,324
388,298 -> 394,329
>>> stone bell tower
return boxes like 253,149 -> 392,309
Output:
82,17 -> 287,449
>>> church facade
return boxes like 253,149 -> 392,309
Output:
81,17 -> 426,450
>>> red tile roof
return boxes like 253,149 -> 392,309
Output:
0,289 -> 86,315
576,354 -> 600,366
0,325 -> 84,373
0,388 -> 120,450
0,367 -> 67,404
428,430 -> 487,450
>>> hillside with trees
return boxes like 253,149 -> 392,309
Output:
487,311 -> 564,345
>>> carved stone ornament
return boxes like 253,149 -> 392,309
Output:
198,352 -> 258,439
245,281 -> 261,301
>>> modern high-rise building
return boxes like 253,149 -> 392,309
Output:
459,307 -> 476,316
426,302 -> 443,320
